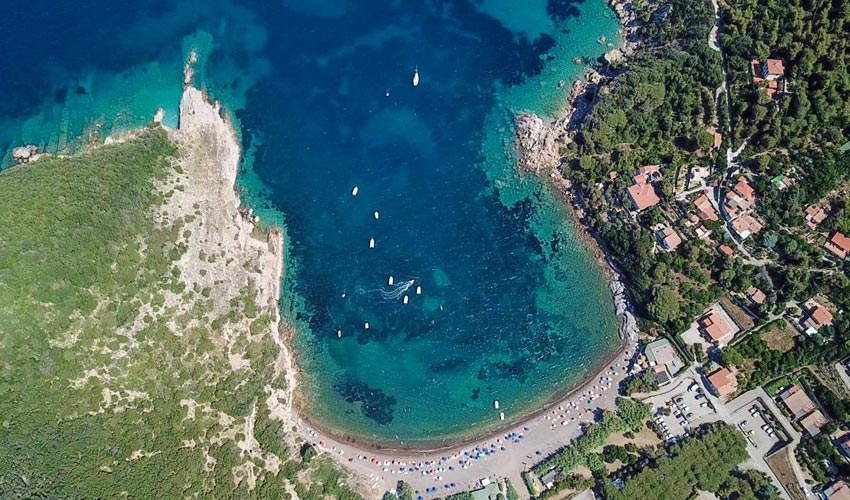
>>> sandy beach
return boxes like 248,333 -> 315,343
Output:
299,341 -> 638,497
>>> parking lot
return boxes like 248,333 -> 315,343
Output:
729,401 -> 785,453
646,378 -> 717,441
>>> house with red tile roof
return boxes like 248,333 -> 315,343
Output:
638,165 -> 661,177
804,205 -> 827,231
746,286 -> 766,305
730,214 -> 763,240
802,299 -> 834,333
713,132 -> 723,150
825,231 -> 850,260
751,59 -> 785,98
763,59 -> 785,79
706,368 -> 738,398
693,193 -> 719,221
752,58 -> 785,80
626,174 -> 661,212
656,226 -> 682,251
699,310 -> 737,344
732,177 -> 756,204
718,244 -> 734,257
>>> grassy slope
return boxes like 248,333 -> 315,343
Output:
0,130 -> 359,499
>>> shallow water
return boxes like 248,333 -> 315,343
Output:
0,0 -> 622,444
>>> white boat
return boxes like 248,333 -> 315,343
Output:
364,322 -> 370,329
412,66 -> 419,87
352,186 -> 359,196
494,400 -> 499,409
369,238 -> 375,249
415,285 -> 422,295
403,295 -> 409,304
374,211 -> 380,220
337,329 -> 342,338
499,412 -> 505,421
388,276 -> 394,285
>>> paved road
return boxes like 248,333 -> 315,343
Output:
690,372 -> 804,500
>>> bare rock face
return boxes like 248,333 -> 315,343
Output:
12,145 -> 38,163
515,113 -> 563,175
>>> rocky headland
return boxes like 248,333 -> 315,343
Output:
514,0 -> 642,343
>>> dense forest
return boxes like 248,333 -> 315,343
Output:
601,424 -> 769,500
722,0 -> 850,152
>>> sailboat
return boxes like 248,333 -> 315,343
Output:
412,66 -> 420,87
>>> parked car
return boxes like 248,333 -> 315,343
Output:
686,412 -> 694,419
695,394 -> 704,400
675,397 -> 684,403
688,383 -> 699,392
700,402 -> 709,408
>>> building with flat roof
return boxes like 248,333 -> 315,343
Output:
836,432 -> 850,459
823,481 -> 850,500
644,338 -> 684,383
707,368 -> 738,397
470,482 -> 501,500
799,409 -> 828,436
778,384 -> 816,420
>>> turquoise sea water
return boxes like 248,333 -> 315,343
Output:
0,0 -> 621,445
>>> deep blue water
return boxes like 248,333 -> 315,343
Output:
0,0 -> 622,444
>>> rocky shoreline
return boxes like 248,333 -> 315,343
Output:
515,0 -> 642,344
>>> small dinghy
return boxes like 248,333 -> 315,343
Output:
388,276 -> 394,286
412,66 -> 419,87
351,186 -> 359,196
369,238 -> 375,249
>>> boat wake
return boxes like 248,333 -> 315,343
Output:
354,279 -> 416,301
381,279 -> 415,300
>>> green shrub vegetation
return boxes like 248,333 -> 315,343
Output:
0,130 -> 360,498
